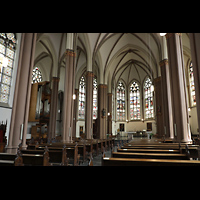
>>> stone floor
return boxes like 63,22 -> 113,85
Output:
79,148 -> 114,166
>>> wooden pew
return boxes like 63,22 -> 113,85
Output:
117,148 -> 180,154
22,147 -> 50,166
0,151 -> 23,166
112,152 -> 189,160
31,142 -> 85,163
0,150 -> 47,166
0,160 -> 15,166
123,144 -> 199,148
35,146 -> 78,166
102,157 -> 200,166
0,153 -> 16,160
121,144 -> 199,159
22,145 -> 71,166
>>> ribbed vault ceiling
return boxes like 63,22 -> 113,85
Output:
77,33 -> 162,88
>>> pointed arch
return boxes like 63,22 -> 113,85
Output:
129,79 -> 141,120
143,76 -> 154,119
189,61 -> 196,107
116,80 -> 126,121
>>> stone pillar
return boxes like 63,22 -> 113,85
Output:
85,71 -> 94,139
72,89 -> 79,138
48,77 -> 60,140
166,33 -> 191,142
6,33 -> 37,153
154,77 -> 164,138
62,49 -> 75,143
97,84 -> 107,139
189,33 -> 200,135
107,93 -> 112,136
160,59 -> 174,139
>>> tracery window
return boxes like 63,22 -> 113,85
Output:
116,81 -> 125,121
144,77 -> 154,119
93,76 -> 98,119
130,81 -> 140,120
0,33 -> 17,104
79,76 -> 86,119
32,66 -> 43,83
189,62 -> 196,106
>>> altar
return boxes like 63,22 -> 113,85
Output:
117,131 -> 147,139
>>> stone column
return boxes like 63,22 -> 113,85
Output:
97,84 -> 107,139
107,93 -> 112,136
189,33 -> 200,135
48,77 -> 60,140
160,59 -> 174,139
166,33 -> 191,142
154,77 -> 164,138
85,71 -> 94,139
62,49 -> 75,143
6,33 -> 37,153
72,89 -> 79,138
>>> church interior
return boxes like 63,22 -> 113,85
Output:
1,33 -> 200,166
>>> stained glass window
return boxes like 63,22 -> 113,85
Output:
144,77 -> 154,119
130,81 -> 140,120
0,33 -> 16,104
116,81 -> 125,121
79,76 -> 86,119
189,62 -> 196,106
93,77 -> 98,119
32,66 -> 43,83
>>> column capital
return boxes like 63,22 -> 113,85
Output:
65,49 -> 76,57
154,76 -> 161,83
165,33 -> 182,39
86,71 -> 94,77
159,59 -> 168,67
98,84 -> 107,89
52,77 -> 60,82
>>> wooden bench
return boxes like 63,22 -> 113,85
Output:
0,153 -> 16,160
30,143 -> 85,163
102,157 -> 200,166
0,152 -> 22,166
121,145 -> 199,159
35,146 -> 79,166
112,152 -> 189,160
0,160 -> 15,166
123,144 -> 199,148
22,145 -> 72,166
22,147 -> 50,166
117,148 -> 180,154
0,149 -> 49,166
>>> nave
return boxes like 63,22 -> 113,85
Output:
2,33 -> 200,168
1,135 -> 200,166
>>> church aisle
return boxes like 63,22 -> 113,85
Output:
80,138 -> 162,166
80,149 -> 113,166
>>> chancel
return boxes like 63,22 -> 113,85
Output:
1,33 -> 200,166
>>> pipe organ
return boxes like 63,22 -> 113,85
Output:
28,81 -> 51,140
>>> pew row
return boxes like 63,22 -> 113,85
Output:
117,148 -> 180,154
102,157 -> 200,166
112,152 -> 189,160
120,145 -> 199,159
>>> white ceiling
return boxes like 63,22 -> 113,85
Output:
35,33 -> 191,92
